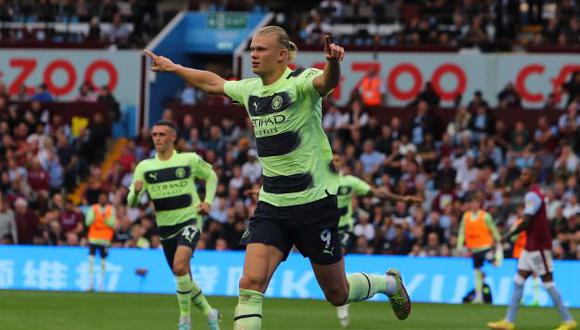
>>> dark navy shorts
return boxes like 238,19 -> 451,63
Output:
241,195 -> 343,265
161,222 -> 200,268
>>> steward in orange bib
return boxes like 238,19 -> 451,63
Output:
357,67 -> 384,107
457,195 -> 500,304
85,192 -> 116,291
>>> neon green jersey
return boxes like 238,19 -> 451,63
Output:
127,150 -> 217,237
224,67 -> 338,207
337,174 -> 371,231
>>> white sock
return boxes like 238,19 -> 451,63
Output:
337,304 -> 349,319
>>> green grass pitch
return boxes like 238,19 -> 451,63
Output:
1,290 -> 578,329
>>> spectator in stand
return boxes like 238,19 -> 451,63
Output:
28,158 -> 50,196
86,16 -> 102,41
59,197 -> 84,240
97,85 -> 120,122
497,82 -> 522,110
14,197 -> 40,245
554,145 -> 579,176
385,224 -> 412,255
302,11 -> 331,45
0,197 -> 17,244
447,105 -> 471,141
562,67 -> 580,99
544,93 -> 559,111
557,102 -> 579,150
360,139 -> 384,178
75,81 -> 97,102
31,83 -> 53,102
241,149 -> 262,184
410,100 -> 434,145
463,15 -> 487,46
323,103 -> 349,135
11,85 -> 30,102
221,115 -> 242,145
179,83 -> 199,105
469,104 -> 494,143
319,0 -> 343,20
415,82 -> 440,108
468,90 -> 490,112
107,13 -> 130,47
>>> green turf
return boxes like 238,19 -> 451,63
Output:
0,291 -> 578,330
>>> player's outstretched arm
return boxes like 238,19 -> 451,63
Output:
372,187 -> 423,204
313,35 -> 344,96
144,49 -> 227,95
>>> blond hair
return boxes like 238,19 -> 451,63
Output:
256,25 -> 298,62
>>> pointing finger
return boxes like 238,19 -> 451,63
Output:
143,49 -> 157,60
324,35 -> 331,55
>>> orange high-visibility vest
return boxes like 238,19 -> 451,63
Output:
360,77 -> 381,106
88,204 -> 114,241
512,218 -> 527,258
464,210 -> 493,249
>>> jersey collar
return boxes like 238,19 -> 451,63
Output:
262,67 -> 292,91
155,149 -> 177,161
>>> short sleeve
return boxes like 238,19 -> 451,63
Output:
524,191 -> 542,216
223,80 -> 249,105
296,68 -> 325,97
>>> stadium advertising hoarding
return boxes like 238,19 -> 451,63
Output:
240,52 -> 580,108
0,50 -> 141,108
1,246 -> 578,307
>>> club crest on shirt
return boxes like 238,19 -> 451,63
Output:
271,95 -> 283,110
175,167 -> 186,179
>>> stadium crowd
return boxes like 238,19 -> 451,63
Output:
294,0 -> 580,49
190,0 -> 580,50
2,1 -> 578,51
0,0 -> 165,48
0,71 -> 578,262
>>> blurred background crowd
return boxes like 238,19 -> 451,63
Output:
0,0 -> 578,262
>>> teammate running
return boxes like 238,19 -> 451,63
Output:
127,120 -> 221,330
332,153 -> 421,327
144,26 -> 411,330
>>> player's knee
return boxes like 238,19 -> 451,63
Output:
514,274 -> 526,286
324,287 -> 348,306
172,262 -> 189,276
542,281 -> 555,289
239,274 -> 268,292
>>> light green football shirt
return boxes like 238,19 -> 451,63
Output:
337,174 -> 371,231
224,67 -> 338,207
127,150 -> 217,238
